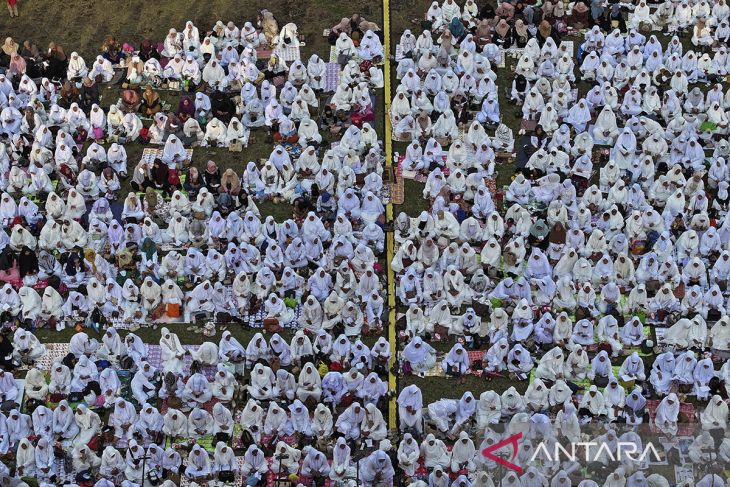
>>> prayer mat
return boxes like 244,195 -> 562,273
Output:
139,147 -> 193,167
392,131 -> 414,143
179,456 -> 247,487
237,305 -> 304,329
675,466 -> 694,486
397,154 -> 440,183
256,46 -> 274,59
143,344 -> 163,369
467,350 -> 485,376
145,344 -> 217,380
400,168 -> 426,183
559,40 -> 575,56
233,433 -> 299,449
389,162 -> 405,205
167,434 -> 218,453
423,354 -> 447,377
281,141 -> 304,160
36,342 -> 71,371
51,457 -> 75,485
503,47 -> 525,59
160,397 -> 219,415
495,151 -> 515,164
395,44 -> 439,65
329,45 -> 338,63
484,177 -> 497,196
325,62 -> 341,92
273,45 -> 301,63
520,118 -> 538,133
646,399 -> 697,437
109,313 -> 186,332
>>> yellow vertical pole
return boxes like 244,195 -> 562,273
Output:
382,0 -> 397,431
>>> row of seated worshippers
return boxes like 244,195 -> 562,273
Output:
397,374 -> 729,445
401,327 -> 727,399
143,21 -> 382,90
1,326 -> 397,487
0,54 -> 380,152
626,0 -> 730,47
0,192 -> 386,330
133,60 -> 382,150
396,388 -> 730,484
3,326 -> 730,486
391,30 -> 510,147
385,1 -> 730,486
54,15 -> 385,93
520,42 -> 730,137
578,30 -> 730,87
0,118 -> 383,200
13,327 -> 391,404
60,15 -> 291,85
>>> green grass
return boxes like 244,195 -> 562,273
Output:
401,374 -> 528,404
33,321 -> 385,349
4,1 -> 359,63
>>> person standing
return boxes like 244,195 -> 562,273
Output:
7,0 -> 17,18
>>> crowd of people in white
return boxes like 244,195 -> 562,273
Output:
0,6 -> 400,487
2,0 -> 730,485
390,0 -> 730,485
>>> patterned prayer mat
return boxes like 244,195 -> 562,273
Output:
139,147 -> 194,166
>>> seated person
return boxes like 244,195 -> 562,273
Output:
120,89 -> 141,113
140,86 -> 161,117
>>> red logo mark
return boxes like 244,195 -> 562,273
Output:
481,432 -> 523,474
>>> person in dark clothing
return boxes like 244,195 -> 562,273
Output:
101,36 -> 125,64
492,19 -> 514,48
292,194 -> 313,221
511,19 -> 531,48
0,332 -> 14,371
211,91 -> 235,123
80,76 -> 100,113
138,38 -> 159,62
183,167 -> 203,200
603,3 -> 627,31
17,246 -> 39,281
450,91 -> 470,127
20,40 -> 39,59
536,20 -> 561,46
44,41 -> 68,80
478,4 -> 495,19
203,160 -> 222,192
152,159 -> 174,197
